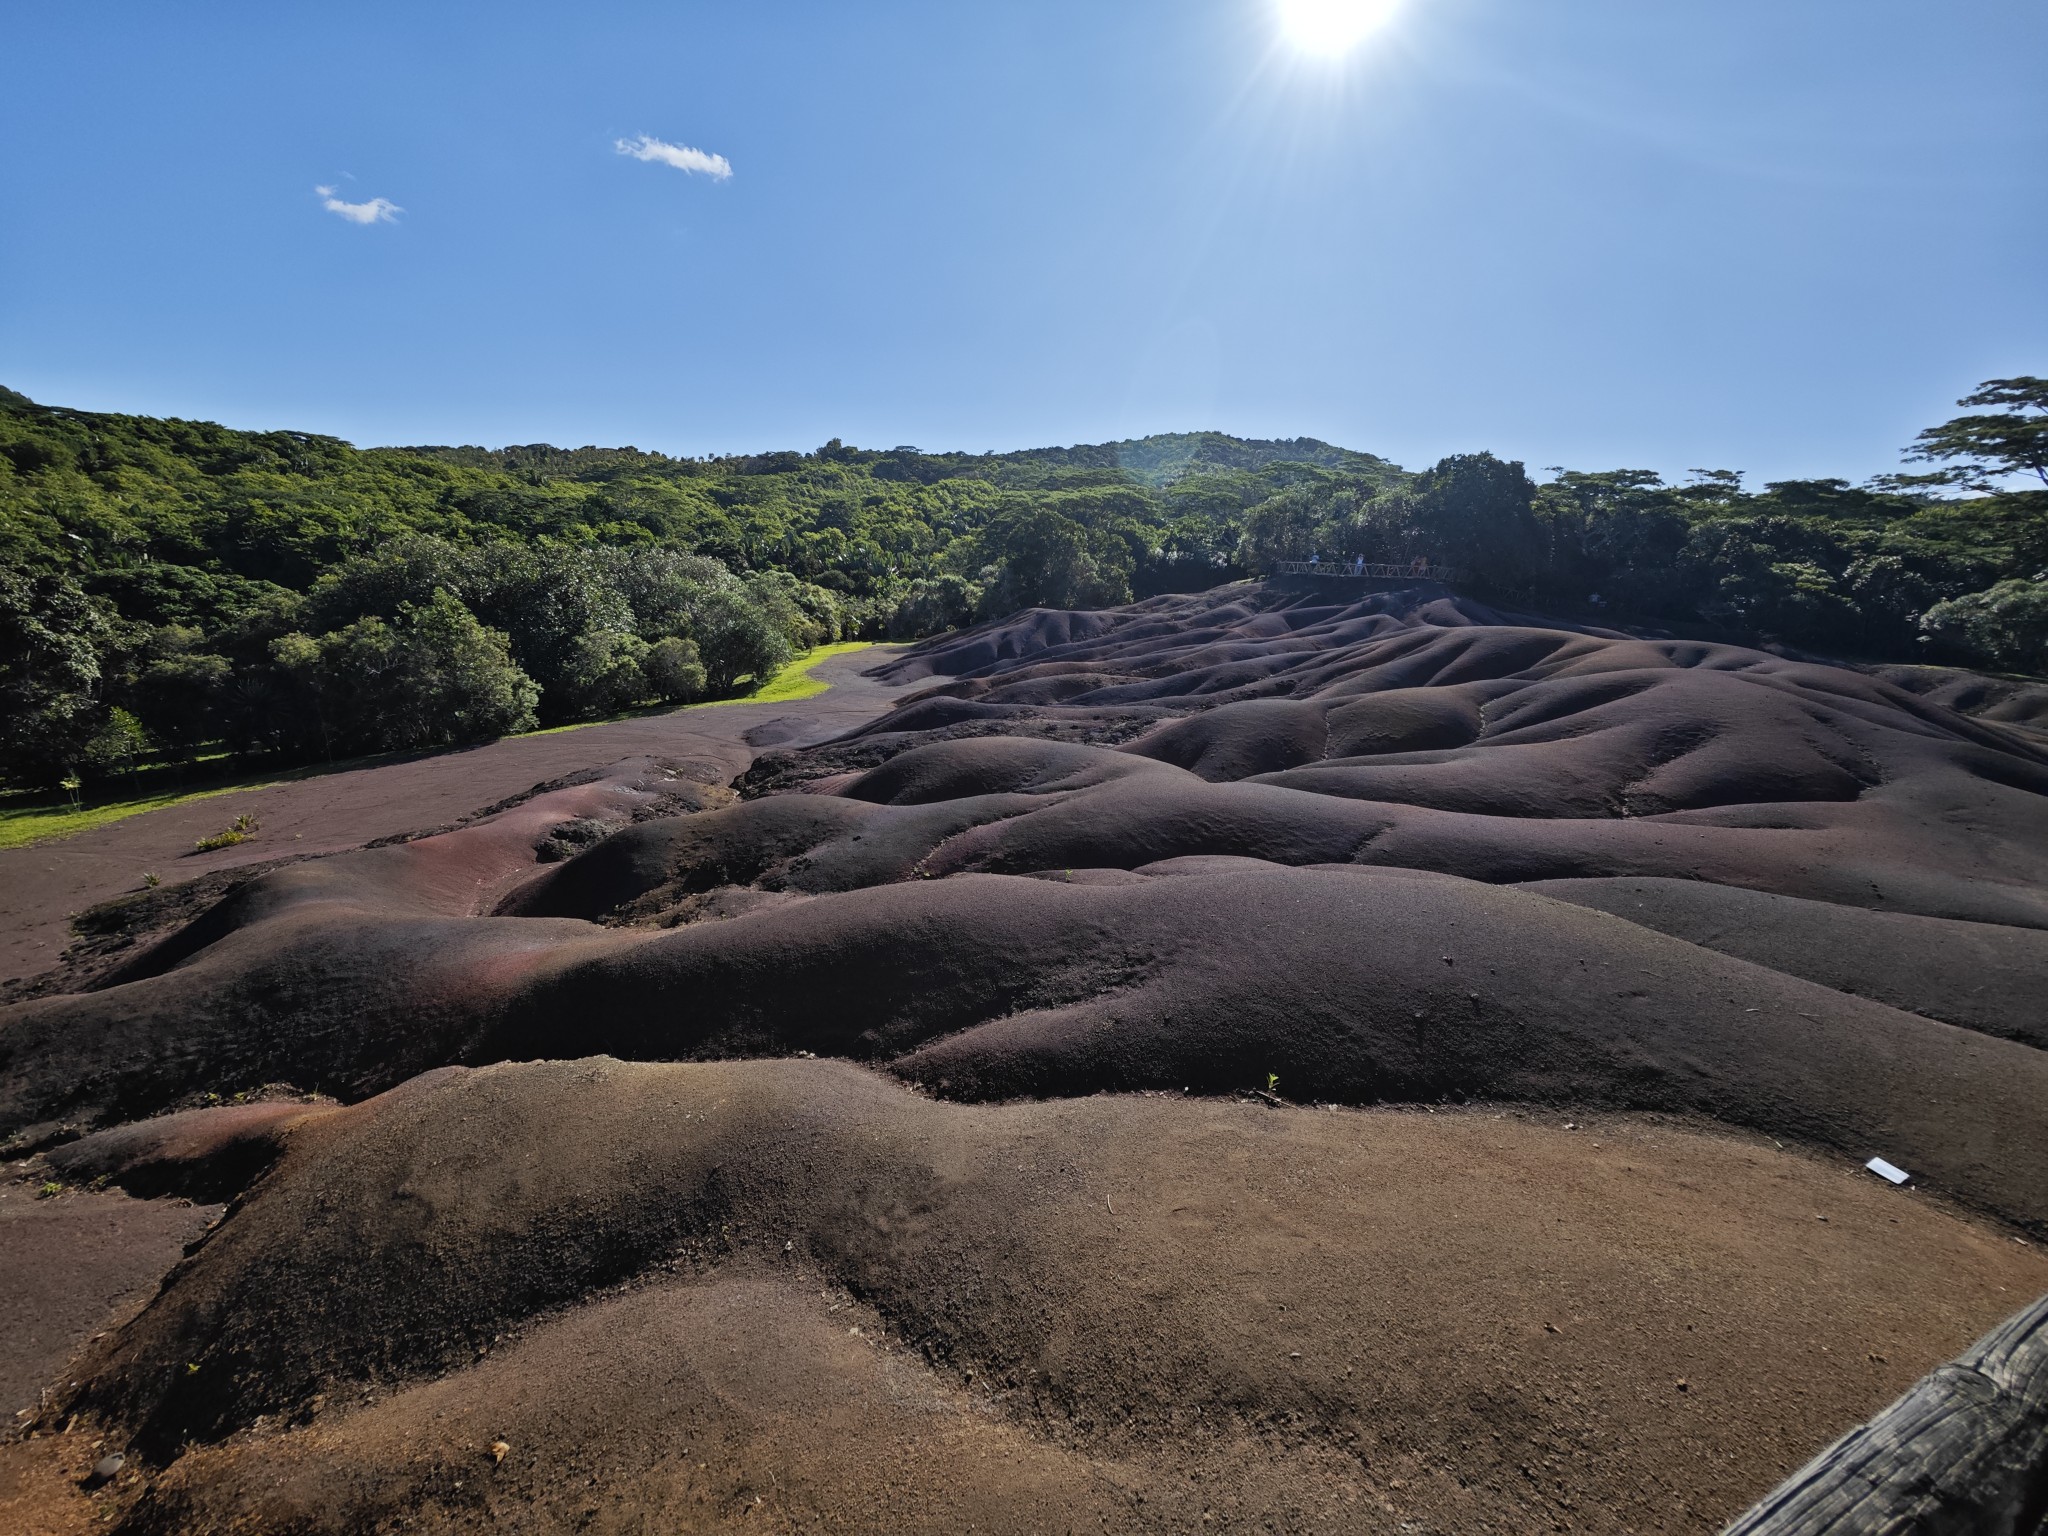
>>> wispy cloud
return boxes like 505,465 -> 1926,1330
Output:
316,185 -> 402,225
614,134 -> 733,181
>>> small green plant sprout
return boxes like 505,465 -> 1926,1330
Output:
1265,1072 -> 1281,1096
194,812 -> 259,853
36,1179 -> 63,1199
141,871 -> 161,888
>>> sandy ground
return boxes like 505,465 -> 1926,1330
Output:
0,648 -> 913,985
5,590 -> 2046,1533
0,648 -> 915,1529
0,1181 -> 218,1423
7,1067 -> 2045,1534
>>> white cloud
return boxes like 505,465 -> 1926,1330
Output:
614,135 -> 732,181
316,185 -> 402,225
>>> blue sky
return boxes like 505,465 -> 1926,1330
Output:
3,1 -> 2042,484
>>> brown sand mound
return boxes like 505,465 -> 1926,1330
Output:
6,581 -> 2048,1530
38,1059 -> 2048,1534
8,590 -> 2046,1224
1518,876 -> 2048,1049
9,858 -> 2047,1230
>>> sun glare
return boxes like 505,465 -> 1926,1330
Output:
1275,0 -> 1401,57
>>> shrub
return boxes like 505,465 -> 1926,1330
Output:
549,629 -> 650,718
1920,578 -> 2048,675
196,813 -> 258,853
643,635 -> 707,702
78,707 -> 151,783
743,568 -> 843,647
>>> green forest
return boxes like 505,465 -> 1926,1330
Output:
2,378 -> 2043,792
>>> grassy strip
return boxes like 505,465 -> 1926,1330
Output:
742,640 -> 876,704
0,642 -> 880,851
0,779 -> 292,852
514,641 -> 876,735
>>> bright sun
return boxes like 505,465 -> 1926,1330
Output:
1275,0 -> 1402,56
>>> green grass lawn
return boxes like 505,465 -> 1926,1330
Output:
744,639 -> 876,703
0,642 -> 881,852
518,639 -> 877,735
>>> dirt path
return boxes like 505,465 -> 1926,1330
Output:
0,648 -> 913,986
0,1182 -> 220,1424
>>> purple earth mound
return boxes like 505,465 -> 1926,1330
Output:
5,581 -> 2044,1534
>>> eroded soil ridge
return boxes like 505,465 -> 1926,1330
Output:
7,581 -> 2047,1533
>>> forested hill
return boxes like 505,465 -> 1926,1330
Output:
2,381 -> 2043,789
414,430 -> 1393,490
995,431 -> 1395,486
0,388 -> 1393,612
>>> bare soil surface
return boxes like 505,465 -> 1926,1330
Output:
10,1064 -> 2047,1534
4,584 -> 2045,1533
0,647 -> 912,986
0,1181 -> 218,1423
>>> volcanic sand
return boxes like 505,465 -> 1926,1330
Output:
0,646 -> 912,987
4,581 -> 2047,1533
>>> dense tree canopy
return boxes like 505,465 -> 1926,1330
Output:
1,380 -> 2041,789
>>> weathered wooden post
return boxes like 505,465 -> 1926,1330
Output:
1722,1291 -> 2048,1534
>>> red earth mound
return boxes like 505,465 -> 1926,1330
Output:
4,580 -> 2045,1532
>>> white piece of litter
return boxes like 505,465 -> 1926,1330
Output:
1865,1157 -> 1910,1185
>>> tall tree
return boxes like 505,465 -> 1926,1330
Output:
0,564 -> 112,786
1905,378 -> 2048,491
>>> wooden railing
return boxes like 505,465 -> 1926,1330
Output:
1271,559 -> 1466,583
1722,1289 -> 2048,1534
